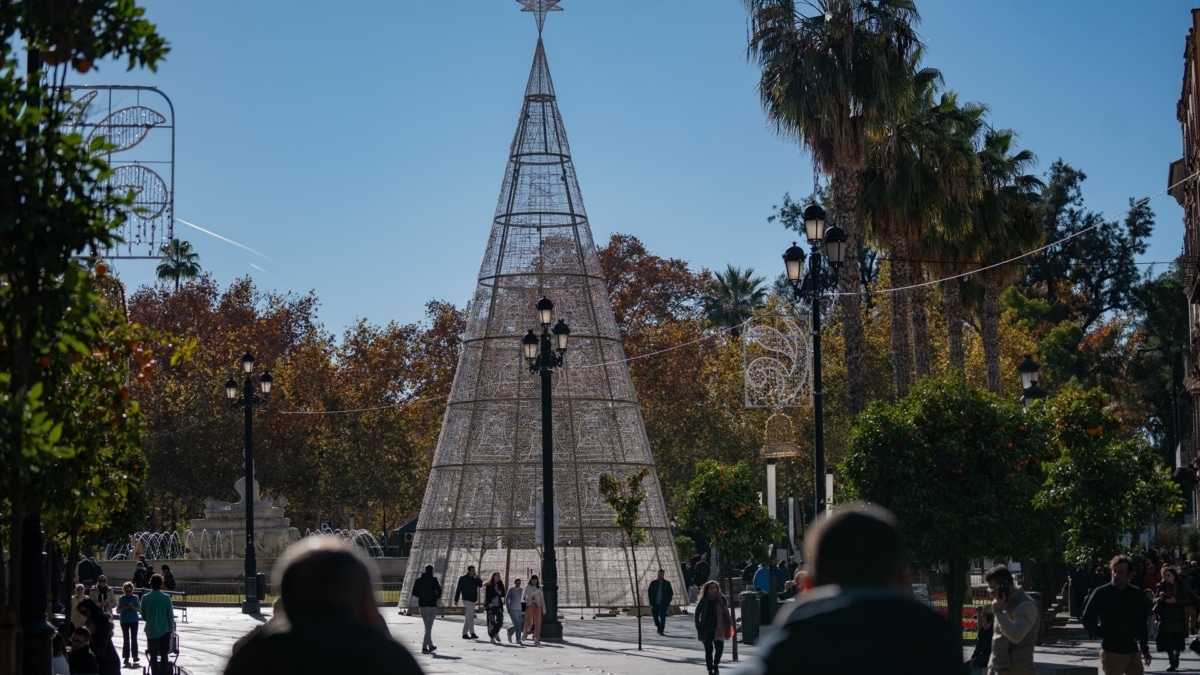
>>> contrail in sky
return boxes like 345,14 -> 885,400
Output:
248,263 -> 268,273
175,218 -> 273,261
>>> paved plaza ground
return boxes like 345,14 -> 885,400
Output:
165,606 -> 757,674
154,606 -> 1200,674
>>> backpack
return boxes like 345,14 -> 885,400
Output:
132,566 -> 147,588
163,571 -> 176,591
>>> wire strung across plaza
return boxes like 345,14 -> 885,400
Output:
273,168 -> 1200,418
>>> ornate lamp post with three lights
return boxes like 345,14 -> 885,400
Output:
223,351 -> 273,614
782,203 -> 847,517
521,297 -> 570,639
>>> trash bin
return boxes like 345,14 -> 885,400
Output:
739,591 -> 763,645
249,572 -> 267,600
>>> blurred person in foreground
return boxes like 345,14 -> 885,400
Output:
224,538 -> 424,675
737,503 -> 962,675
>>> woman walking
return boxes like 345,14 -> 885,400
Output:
694,581 -> 733,675
70,584 -> 88,631
485,572 -> 506,644
522,575 -> 545,645
117,581 -> 141,668
79,598 -> 121,675
1156,565 -> 1188,671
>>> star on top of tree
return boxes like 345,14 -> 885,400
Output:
518,0 -> 563,34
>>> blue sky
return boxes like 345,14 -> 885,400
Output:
83,0 -> 1194,335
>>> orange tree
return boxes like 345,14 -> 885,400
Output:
1038,385 -> 1180,564
842,374 -> 1053,633
0,0 -> 167,666
679,460 -> 784,662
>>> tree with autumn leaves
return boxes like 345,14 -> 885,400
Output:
126,276 -> 463,535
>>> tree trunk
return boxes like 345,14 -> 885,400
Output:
62,531 -> 80,610
910,280 -> 932,382
632,543 -> 642,651
945,555 -> 969,637
887,235 -> 913,401
944,278 -> 965,372
832,167 -> 867,415
982,277 -> 1001,394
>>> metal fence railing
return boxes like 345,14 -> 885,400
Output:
175,580 -> 404,606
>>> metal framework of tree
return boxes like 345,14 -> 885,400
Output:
400,1 -> 682,609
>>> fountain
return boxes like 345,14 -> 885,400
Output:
128,531 -> 186,559
184,476 -> 300,559
304,528 -> 385,558
96,482 -> 410,584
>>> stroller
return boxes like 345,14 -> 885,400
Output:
142,632 -> 181,675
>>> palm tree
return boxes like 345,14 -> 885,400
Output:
703,265 -> 767,334
744,0 -> 922,414
156,238 -> 202,292
862,68 -> 979,399
968,129 -> 1044,393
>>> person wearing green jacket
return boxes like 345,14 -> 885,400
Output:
141,573 -> 175,674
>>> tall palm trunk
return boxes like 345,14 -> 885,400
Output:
982,277 -> 1001,393
886,234 -> 913,401
910,281 -> 932,381
832,168 -> 867,415
944,278 -> 966,372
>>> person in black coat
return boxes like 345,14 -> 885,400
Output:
693,554 -> 711,587
411,565 -> 442,654
647,569 -> 675,635
742,505 -> 963,675
484,572 -> 506,644
226,539 -> 423,675
453,566 -> 482,639
1081,555 -> 1152,672
78,598 -> 120,675
68,627 -> 100,675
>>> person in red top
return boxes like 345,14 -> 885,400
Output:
1144,562 -> 1162,593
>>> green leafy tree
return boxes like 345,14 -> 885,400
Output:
599,469 -> 650,651
0,0 -> 167,662
155,238 -> 202,292
1127,262 -> 1191,464
842,374 -> 1053,632
1037,385 -> 1181,564
680,460 -> 785,663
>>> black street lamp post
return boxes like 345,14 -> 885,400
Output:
521,296 -> 570,640
783,203 -> 847,517
224,351 -> 273,615
1018,354 -> 1045,409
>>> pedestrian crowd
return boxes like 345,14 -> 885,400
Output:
53,552 -> 178,675
62,507 -> 1195,675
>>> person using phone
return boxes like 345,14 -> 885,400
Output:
986,565 -> 1040,675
